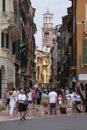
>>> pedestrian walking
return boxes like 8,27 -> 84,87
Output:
36,88 -> 42,111
75,91 -> 82,112
4,88 -> 10,111
9,88 -> 17,118
58,94 -> 63,109
26,89 -> 33,115
41,90 -> 48,115
48,87 -> 57,115
18,89 -> 27,120
31,87 -> 36,107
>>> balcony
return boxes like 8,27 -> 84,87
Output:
1,12 -> 14,23
1,11 -> 20,41
1,21 -> 21,42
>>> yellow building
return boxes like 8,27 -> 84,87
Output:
36,49 -> 51,88
36,50 -> 43,86
43,52 -> 51,87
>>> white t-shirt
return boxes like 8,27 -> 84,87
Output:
48,91 -> 57,103
66,94 -> 72,100
58,97 -> 62,104
76,94 -> 81,102
27,92 -> 32,101
71,92 -> 76,103
18,93 -> 26,103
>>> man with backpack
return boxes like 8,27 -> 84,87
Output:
36,88 -> 42,111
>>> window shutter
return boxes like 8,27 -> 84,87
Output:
12,41 -> 16,54
6,34 -> 9,48
18,40 -> 20,60
16,40 -> 20,60
2,0 -> 5,11
1,32 -> 4,48
82,39 -> 87,64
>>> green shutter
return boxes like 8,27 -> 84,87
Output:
2,0 -> 5,11
82,39 -> 87,64
16,40 -> 20,60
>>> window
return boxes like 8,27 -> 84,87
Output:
45,16 -> 47,22
37,66 -> 40,73
1,32 -> 9,48
1,32 -> 4,47
82,39 -> 87,64
45,59 -> 47,63
12,41 -> 16,54
49,16 -> 51,22
6,34 -> 9,48
44,31 -> 49,38
2,0 -> 5,11
16,40 -> 20,60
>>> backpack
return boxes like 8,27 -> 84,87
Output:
31,90 -> 35,99
36,91 -> 40,99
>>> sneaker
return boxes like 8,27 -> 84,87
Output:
20,118 -> 23,120
44,111 -> 48,115
22,116 -> 26,120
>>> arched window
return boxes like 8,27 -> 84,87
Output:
44,31 -> 49,38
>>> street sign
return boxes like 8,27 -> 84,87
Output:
71,76 -> 77,82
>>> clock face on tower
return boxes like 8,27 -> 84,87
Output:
43,45 -> 50,52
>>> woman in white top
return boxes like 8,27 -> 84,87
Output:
76,92 -> 82,112
9,89 -> 17,118
58,94 -> 62,108
27,89 -> 33,111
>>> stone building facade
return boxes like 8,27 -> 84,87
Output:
0,0 -> 37,98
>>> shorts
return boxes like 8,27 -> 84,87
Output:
37,99 -> 41,105
28,100 -> 32,104
43,103 -> 48,107
6,98 -> 10,106
18,103 -> 27,112
76,101 -> 81,104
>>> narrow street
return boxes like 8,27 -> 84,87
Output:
0,0 -> 87,130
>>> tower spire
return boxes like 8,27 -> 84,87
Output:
42,9 -> 54,50
47,8 -> 49,13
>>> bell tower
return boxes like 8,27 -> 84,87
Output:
42,9 -> 54,52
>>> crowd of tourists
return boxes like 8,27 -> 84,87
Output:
3,86 -> 83,120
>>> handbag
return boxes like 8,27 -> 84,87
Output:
24,99 -> 28,105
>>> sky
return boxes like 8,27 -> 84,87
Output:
31,0 -> 71,49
